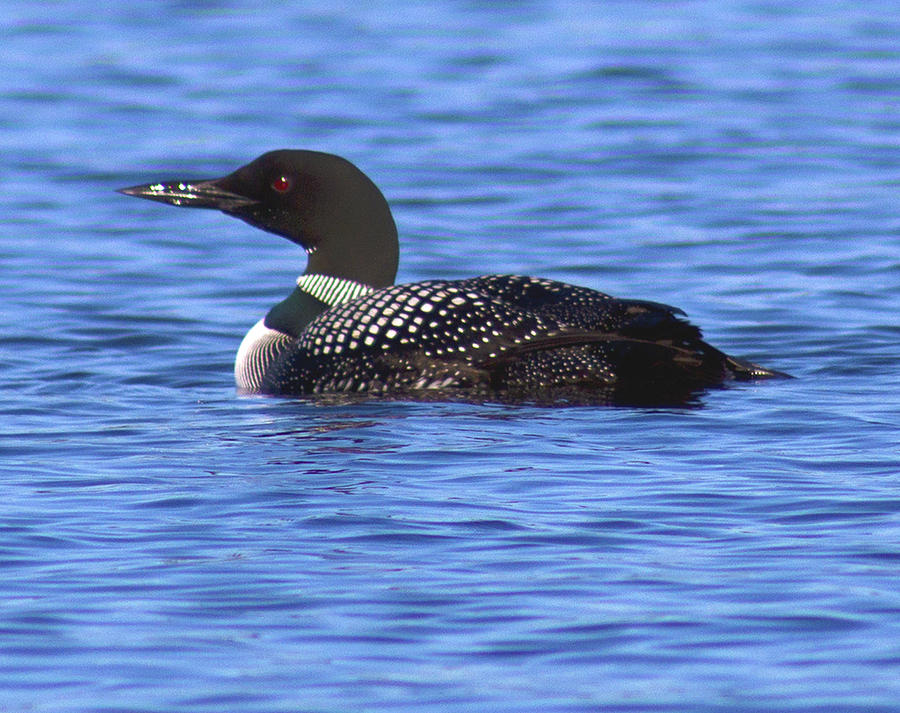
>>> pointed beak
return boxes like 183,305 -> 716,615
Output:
117,179 -> 258,211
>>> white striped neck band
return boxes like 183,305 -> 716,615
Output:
296,273 -> 375,307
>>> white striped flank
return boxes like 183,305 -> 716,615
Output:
234,319 -> 294,393
296,273 -> 374,307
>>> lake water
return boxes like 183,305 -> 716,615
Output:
2,1 -> 899,711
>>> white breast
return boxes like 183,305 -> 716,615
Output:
234,319 -> 294,393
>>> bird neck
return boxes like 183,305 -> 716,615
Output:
298,167 -> 400,288
264,274 -> 376,338
296,273 -> 374,305
302,227 -> 398,288
263,288 -> 327,338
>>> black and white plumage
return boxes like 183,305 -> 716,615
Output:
119,149 -> 785,405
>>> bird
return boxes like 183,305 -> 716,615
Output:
118,149 -> 786,406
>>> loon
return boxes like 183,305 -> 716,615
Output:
119,149 -> 785,405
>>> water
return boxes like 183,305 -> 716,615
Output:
2,1 -> 899,711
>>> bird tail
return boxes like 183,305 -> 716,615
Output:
725,356 -> 791,380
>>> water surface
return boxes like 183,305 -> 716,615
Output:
2,1 -> 899,711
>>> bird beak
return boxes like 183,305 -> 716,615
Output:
117,178 -> 258,211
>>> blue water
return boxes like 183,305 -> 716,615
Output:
2,1 -> 899,711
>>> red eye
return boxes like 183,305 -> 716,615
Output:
271,175 -> 290,193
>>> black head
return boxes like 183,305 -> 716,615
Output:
119,149 -> 399,288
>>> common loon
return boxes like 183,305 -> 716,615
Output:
119,149 -> 785,405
